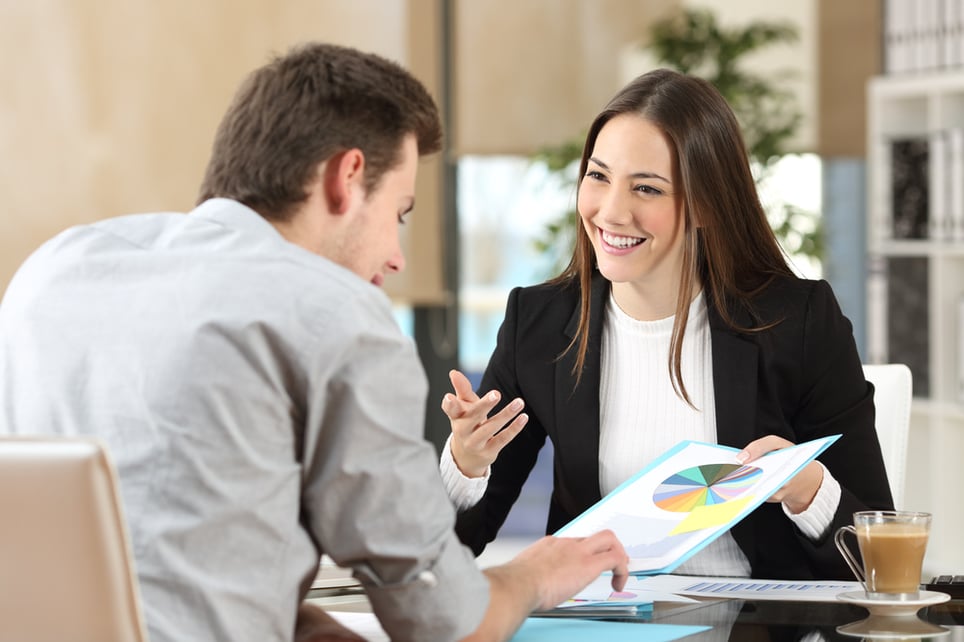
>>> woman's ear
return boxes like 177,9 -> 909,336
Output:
322,149 -> 366,215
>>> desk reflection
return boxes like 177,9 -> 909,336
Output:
647,598 -> 964,641
311,589 -> 964,641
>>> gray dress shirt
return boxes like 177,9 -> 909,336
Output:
0,198 -> 489,641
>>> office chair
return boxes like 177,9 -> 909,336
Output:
0,436 -> 148,642
861,364 -> 913,509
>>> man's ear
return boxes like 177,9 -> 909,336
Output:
322,149 -> 366,215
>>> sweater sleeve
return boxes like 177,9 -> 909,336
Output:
439,434 -> 490,510
783,462 -> 841,540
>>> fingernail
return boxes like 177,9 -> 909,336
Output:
487,391 -> 499,401
736,450 -> 749,464
509,398 -> 523,410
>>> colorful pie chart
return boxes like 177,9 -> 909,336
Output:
653,463 -> 762,512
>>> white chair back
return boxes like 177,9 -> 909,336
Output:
0,436 -> 147,642
861,364 -> 913,509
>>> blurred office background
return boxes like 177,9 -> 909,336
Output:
4,1 -> 962,573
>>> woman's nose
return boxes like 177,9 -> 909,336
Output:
597,189 -> 633,226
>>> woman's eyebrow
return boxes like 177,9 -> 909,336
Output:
588,156 -> 670,184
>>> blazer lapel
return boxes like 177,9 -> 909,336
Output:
707,295 -> 763,569
554,274 -> 609,506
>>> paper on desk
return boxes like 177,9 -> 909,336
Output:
326,610 -> 711,641
635,574 -> 861,602
326,611 -> 389,642
556,574 -> 699,608
312,556 -> 360,590
512,618 -> 711,641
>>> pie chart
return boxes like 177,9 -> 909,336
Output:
653,463 -> 762,512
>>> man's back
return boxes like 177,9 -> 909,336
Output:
0,198 -> 440,640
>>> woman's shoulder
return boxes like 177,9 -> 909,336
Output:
737,275 -> 842,327
755,274 -> 835,306
499,277 -> 588,336
508,276 -> 582,308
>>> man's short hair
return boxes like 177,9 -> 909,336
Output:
198,42 -> 442,220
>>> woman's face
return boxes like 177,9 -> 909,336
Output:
577,114 -> 687,299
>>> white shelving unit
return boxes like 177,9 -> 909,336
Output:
867,71 -> 964,576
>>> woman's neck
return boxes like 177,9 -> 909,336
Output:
610,278 -> 702,321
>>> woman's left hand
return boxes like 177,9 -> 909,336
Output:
736,435 -> 824,514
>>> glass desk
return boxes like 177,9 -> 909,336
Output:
311,590 -> 964,641
641,597 -> 964,641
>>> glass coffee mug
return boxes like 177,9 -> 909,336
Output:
834,511 -> 931,600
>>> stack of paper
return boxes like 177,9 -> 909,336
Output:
534,575 -> 697,618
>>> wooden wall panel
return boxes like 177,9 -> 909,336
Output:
0,1 -> 414,296
817,0 -> 882,158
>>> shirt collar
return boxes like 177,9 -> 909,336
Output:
190,198 -> 285,241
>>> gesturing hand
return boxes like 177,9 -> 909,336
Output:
441,369 -> 528,478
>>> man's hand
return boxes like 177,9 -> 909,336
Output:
294,602 -> 366,642
441,369 -> 528,478
497,531 -> 630,611
462,530 -> 629,641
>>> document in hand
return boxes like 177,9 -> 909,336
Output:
555,435 -> 840,575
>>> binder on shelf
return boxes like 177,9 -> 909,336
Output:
959,295 -> 964,404
867,255 -> 889,365
891,137 -> 930,239
886,257 -> 930,397
883,0 -> 909,73
949,128 -> 964,241
919,0 -> 940,71
944,0 -> 964,69
885,0 -> 964,73
929,130 -> 949,240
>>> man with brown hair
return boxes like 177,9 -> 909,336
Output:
0,42 -> 627,641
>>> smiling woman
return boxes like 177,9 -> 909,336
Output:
578,114 -> 688,321
437,68 -> 895,582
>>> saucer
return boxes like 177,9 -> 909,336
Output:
836,614 -> 949,639
837,590 -> 951,617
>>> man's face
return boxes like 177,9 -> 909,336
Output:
325,135 -> 417,286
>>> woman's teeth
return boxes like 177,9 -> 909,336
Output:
602,230 -> 644,248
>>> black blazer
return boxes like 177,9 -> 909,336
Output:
455,271 -> 894,579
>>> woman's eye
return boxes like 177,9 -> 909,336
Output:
635,184 -> 663,196
585,170 -> 606,181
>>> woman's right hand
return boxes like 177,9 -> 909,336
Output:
441,369 -> 528,478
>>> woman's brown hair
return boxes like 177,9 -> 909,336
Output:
551,68 -> 793,405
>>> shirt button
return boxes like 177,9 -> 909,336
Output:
417,570 -> 438,587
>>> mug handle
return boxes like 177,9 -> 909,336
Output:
834,525 -> 868,592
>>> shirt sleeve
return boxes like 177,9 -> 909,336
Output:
299,290 -> 490,641
439,434 -> 489,510
782,462 -> 842,541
